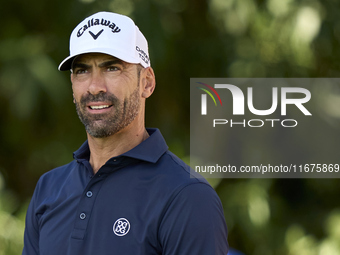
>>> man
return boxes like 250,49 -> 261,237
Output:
23,11 -> 229,255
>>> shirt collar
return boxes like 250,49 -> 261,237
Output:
73,128 -> 168,163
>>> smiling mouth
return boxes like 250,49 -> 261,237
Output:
89,105 -> 111,109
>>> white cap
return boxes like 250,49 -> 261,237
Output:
58,12 -> 150,71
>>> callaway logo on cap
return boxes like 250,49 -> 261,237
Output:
58,11 -> 150,71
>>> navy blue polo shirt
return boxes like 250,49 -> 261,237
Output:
23,128 -> 228,255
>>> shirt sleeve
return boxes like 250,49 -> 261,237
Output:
158,182 -> 229,255
22,183 -> 41,255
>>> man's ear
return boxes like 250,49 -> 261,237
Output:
141,67 -> 156,98
70,72 -> 76,84
70,74 -> 76,103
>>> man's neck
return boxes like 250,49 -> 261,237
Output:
87,126 -> 149,174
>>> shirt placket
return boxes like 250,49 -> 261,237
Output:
71,171 -> 108,240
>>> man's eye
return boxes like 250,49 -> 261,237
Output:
75,69 -> 88,74
107,66 -> 119,72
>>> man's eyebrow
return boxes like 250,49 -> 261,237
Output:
71,62 -> 91,70
98,59 -> 127,68
71,59 -> 127,71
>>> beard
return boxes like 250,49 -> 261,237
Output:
74,85 -> 140,138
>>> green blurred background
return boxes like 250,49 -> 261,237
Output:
1,0 -> 340,254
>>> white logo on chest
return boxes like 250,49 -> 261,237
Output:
113,218 -> 130,236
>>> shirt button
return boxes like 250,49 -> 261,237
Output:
86,191 -> 93,198
80,213 -> 86,220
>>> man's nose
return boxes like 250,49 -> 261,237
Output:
87,70 -> 107,95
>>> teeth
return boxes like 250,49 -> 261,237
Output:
90,105 -> 110,110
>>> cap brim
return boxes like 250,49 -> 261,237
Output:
58,55 -> 77,71
58,48 -> 146,71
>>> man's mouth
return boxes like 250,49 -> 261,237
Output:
89,105 -> 112,110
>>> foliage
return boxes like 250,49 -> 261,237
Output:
0,173 -> 25,255
1,0 -> 340,254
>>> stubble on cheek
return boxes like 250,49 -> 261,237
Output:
74,86 -> 140,138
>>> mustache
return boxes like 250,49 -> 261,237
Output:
79,92 -> 119,106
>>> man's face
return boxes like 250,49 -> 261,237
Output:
71,53 -> 142,138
